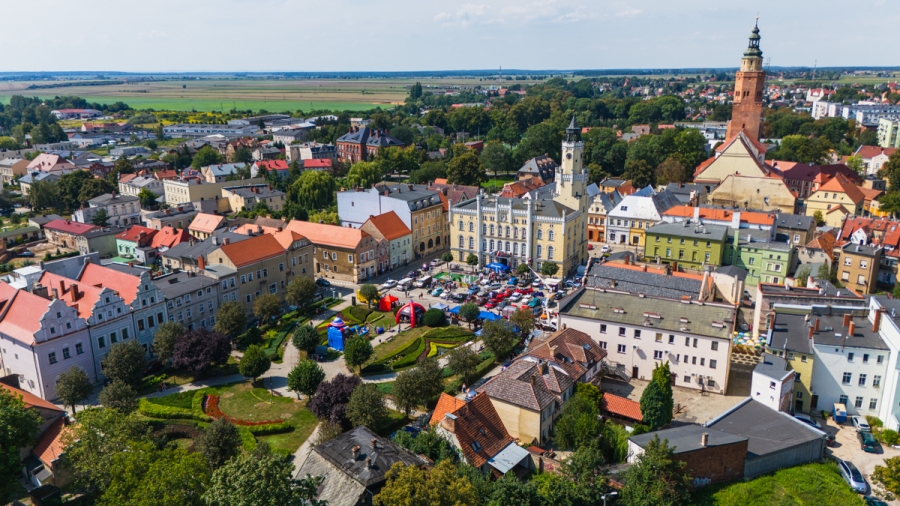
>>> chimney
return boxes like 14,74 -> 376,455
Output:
408,184 -> 413,191
371,438 -> 377,450
808,324 -> 814,339
562,323 -> 567,330
693,206 -> 700,222
530,374 -> 537,386
71,284 -> 79,302
365,457 -> 371,469
848,321 -> 856,337
701,432 -> 709,448
128,261 -> 134,268
441,413 -> 457,433
873,308 -> 884,333
58,279 -> 65,295
550,345 -> 558,356
842,314 -> 851,328
814,317 -> 820,332
624,255 -> 630,265
51,288 -> 59,300
223,238 -> 230,245
198,256 -> 206,270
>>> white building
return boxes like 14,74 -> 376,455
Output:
118,175 -> 164,197
869,297 -> 900,430
558,287 -> 737,393
605,187 -> 680,245
750,353 -> 795,412
73,193 -> 142,227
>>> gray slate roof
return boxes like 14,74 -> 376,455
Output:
155,270 -> 219,298
310,426 -> 427,487
478,360 -> 558,411
775,213 -> 815,231
585,262 -> 702,299
646,221 -> 729,242
161,231 -> 251,264
715,265 -> 748,282
371,184 -> 441,210
629,424 -> 747,454
88,193 -> 139,206
753,353 -> 791,381
518,155 -> 559,183
706,399 -> 823,459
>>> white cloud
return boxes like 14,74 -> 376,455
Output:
614,9 -> 643,17
435,3 -> 487,27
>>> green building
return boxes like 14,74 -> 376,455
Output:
725,229 -> 794,287
644,222 -> 728,270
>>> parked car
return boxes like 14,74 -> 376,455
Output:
838,460 -> 867,493
858,430 -> 879,453
484,301 -> 496,309
315,278 -> 331,287
587,244 -> 593,250
430,259 -> 440,267
451,293 -> 467,303
431,287 -> 444,297
17,250 -> 34,257
851,416 -> 871,432
515,287 -> 533,295
866,497 -> 890,506
509,293 -> 523,302
380,280 -> 397,291
497,301 -> 510,310
600,245 -> 611,253
824,433 -> 836,447
506,277 -> 518,285
532,279 -> 542,287
793,413 -> 820,429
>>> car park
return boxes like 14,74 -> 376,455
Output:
858,430 -> 879,453
851,416 -> 871,432
431,287 -> 444,297
509,293 -> 523,302
793,413 -> 820,429
838,460 -> 867,493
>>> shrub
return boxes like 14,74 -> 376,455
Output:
882,429 -> 899,446
236,426 -> 257,451
426,342 -> 457,358
391,339 -> 427,369
347,306 -> 373,323
423,327 -> 473,341
192,391 -> 212,421
422,309 -> 447,328
138,398 -> 193,419
245,421 -> 294,436
867,416 -> 884,428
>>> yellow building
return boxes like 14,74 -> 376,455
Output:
221,184 -> 286,214
163,177 -> 266,206
693,132 -> 770,187
768,311 -> 818,413
449,118 -> 589,275
708,174 -> 797,214
805,174 -> 865,227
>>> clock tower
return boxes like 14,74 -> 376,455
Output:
554,116 -> 589,214
726,19 -> 766,141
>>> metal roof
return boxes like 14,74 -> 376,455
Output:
629,424 -> 747,454
706,399 -> 824,459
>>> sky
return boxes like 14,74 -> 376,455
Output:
4,0 -> 899,72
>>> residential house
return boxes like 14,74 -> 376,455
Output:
189,213 -> 227,239
335,127 -> 405,163
587,191 -> 623,242
202,163 -> 247,183
283,221 -> 377,283
224,138 -> 259,162
558,287 -> 737,393
498,177 -> 546,199
272,128 -> 308,146
0,157 -> 29,184
115,226 -> 157,261
359,211 -> 413,273
644,221 -> 728,269
853,145 -> 897,176
775,214 -> 817,247
250,159 -> 290,179
205,233 -> 295,313
600,393 -> 643,426
26,154 -> 75,174
751,353 -> 795,413
753,278 -> 865,339
302,158 -> 332,171
583,259 -> 711,301
664,182 -> 708,205
516,155 -> 559,184
778,163 -> 861,199
725,229 -> 794,287
221,184 -> 286,213
432,392 -> 532,474
804,173 -> 865,227
605,187 -> 680,247
163,177 -> 266,206
598,178 -> 632,194
628,425 -> 748,485
19,171 -> 61,196
0,282 -> 93,401
286,142 -> 336,164
294,426 -> 429,506
160,231 -> 250,272
118,175 -> 163,198
157,270 -> 220,331
796,230 -> 837,269
765,305 -> 821,412
73,193 -> 141,228
835,243 -> 882,294
252,146 -> 281,161
43,220 -> 120,257
143,204 -> 199,231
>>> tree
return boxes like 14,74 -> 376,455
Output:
138,188 -> 159,208
517,263 -> 531,276
98,379 -> 138,413
154,322 -> 184,363
880,151 -> 900,191
441,251 -> 454,263
307,209 -> 340,225
154,122 -> 165,141
488,472 -> 542,506
91,208 -> 110,226
55,365 -> 94,414
846,154 -> 865,175
214,300 -> 247,338
287,360 -> 326,399
575,382 -> 603,408
291,170 -> 336,211
652,361 -> 674,417
480,142 -> 515,178
447,346 -> 480,385
392,368 -> 420,416
0,387 -> 42,504
554,394 -> 602,450
640,380 -> 671,431
359,283 -> 380,308
203,451 -> 323,506
286,276 -> 319,309
466,253 -> 479,268
482,320 -> 519,361
100,444 -> 211,506
509,307 -> 534,340
625,158 -> 654,188
308,374 -> 362,427
540,261 -> 559,277
239,344 -> 271,383
253,293 -> 282,323
103,340 -> 147,388
874,456 -> 900,499
620,436 -> 692,506
346,383 -> 388,430
347,161 -> 383,189
391,358 -> 443,415
459,302 -> 480,329
172,328 -> 232,377
233,147 -> 253,164
795,266 -> 811,287
191,145 -> 224,170
292,324 -> 321,357
517,122 -> 563,162
879,191 -> 900,216
392,426 -> 458,464
374,459 -> 477,506
28,179 -> 58,211
408,161 -> 447,184
344,335 -> 374,373
422,308 -> 447,327
446,150 -> 486,186
199,417 -> 242,470
812,210 -> 825,226
655,157 -> 686,186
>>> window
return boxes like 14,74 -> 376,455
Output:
878,355 -> 885,364
471,441 -> 482,452
634,329 -> 641,339
684,375 -> 691,383
48,352 -> 57,364
241,275 -> 246,284
787,352 -> 795,360
801,355 -> 807,362
710,359 -> 717,369
796,391 -> 803,399
668,335 -> 675,344
693,338 -> 698,348
692,357 -> 697,365
700,358 -> 705,366
654,350 -> 663,360
148,316 -> 155,328
858,275 -> 866,285
860,260 -> 868,269
655,333 -> 662,343
855,396 -> 864,409
795,372 -> 801,380
75,343 -> 84,355
269,284 -> 277,294
122,328 -> 129,340
711,341 -> 719,351
618,327 -> 626,337
685,337 -> 690,346
859,374 -> 867,386
138,320 -> 145,331
874,375 -> 882,388
600,324 -> 607,333
839,394 -> 848,405
617,344 -> 626,354
869,398 -> 878,410
863,354 -> 869,364
848,352 -> 854,362
598,341 -> 607,349
62,347 -> 71,359
246,294 -> 252,303
842,372 -> 852,385
707,379 -> 715,388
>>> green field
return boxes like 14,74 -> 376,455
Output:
0,94 -> 388,113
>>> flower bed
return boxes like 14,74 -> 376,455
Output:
203,394 -> 284,426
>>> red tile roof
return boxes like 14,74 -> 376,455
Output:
430,393 -> 466,426
815,173 -> 865,203
855,145 -> 898,159
0,383 -> 64,413
45,219 -> 99,236
446,392 -> 514,467
285,220 -> 369,250
33,418 -> 71,468
272,229 -> 308,250
78,263 -> 139,305
150,226 -> 191,249
601,393 -> 643,422
117,225 -> 157,243
364,211 -> 411,241
39,271 -> 103,320
304,159 -> 332,169
0,286 -> 47,345
860,187 -> 885,202
663,205 -> 776,226
255,159 -> 289,171
218,233 -> 285,267
154,169 -> 177,180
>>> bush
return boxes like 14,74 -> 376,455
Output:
192,391 -> 212,421
867,416 -> 884,428
346,306 -> 373,323
423,327 -> 473,341
236,426 -> 257,451
391,339 -> 427,369
882,429 -> 899,446
427,342 -> 456,358
245,421 -> 294,436
138,398 -> 193,419
422,309 -> 447,328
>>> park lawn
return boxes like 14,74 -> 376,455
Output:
137,357 -> 239,395
375,382 -> 395,396
377,408 -> 413,438
691,462 -> 866,506
370,327 -> 427,362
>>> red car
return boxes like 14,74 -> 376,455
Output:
515,287 -> 533,295
484,301 -> 496,309
501,289 -> 514,297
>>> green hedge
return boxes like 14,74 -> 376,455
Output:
346,306 -> 373,323
192,392 -> 212,421
427,342 -> 456,358
139,398 -> 193,419
422,327 -> 473,341
246,422 -> 294,436
237,426 -> 257,451
391,338 -> 427,370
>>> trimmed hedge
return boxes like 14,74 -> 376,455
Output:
246,421 -> 294,436
427,342 -> 456,358
237,426 -> 257,451
346,306 -> 373,323
391,338 -> 427,370
192,392 -> 212,421
139,398 -> 193,419
422,327 -> 473,341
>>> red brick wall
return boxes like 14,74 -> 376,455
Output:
727,70 -> 765,140
675,440 -> 747,485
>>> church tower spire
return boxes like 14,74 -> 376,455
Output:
726,19 -> 766,141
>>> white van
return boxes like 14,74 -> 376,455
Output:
397,277 -> 414,291
414,275 -> 432,288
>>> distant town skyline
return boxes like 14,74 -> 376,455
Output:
5,0 -> 899,72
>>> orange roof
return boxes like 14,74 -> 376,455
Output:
233,223 -> 282,236
272,229 -> 307,250
860,187 -> 884,202
715,130 -> 767,157
602,261 -> 704,280
816,173 -> 865,203
0,286 -> 47,345
150,226 -> 191,249
856,145 -> 898,159
601,393 -> 643,422
433,178 -> 448,184
662,205 -> 775,226
33,418 -> 71,468
447,392 -> 513,468
0,383 -> 64,413
189,213 -> 225,234
693,156 -> 715,177
78,263 -> 139,305
430,392 -> 466,426
154,169 -> 177,180
39,272 -> 103,320
284,220 -> 369,250
119,173 -> 137,184
364,211 -> 411,241
255,159 -> 289,171
826,204 -> 851,215
116,225 -> 156,243
770,160 -> 798,171
217,233 -> 285,267
805,230 -> 836,260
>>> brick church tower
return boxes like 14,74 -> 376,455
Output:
726,20 -> 765,141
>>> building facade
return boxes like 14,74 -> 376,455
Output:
726,21 -> 766,141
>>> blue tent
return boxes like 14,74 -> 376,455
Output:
449,305 -> 461,314
486,262 -> 510,271
479,311 -> 502,321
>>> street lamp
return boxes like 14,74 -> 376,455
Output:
601,492 -> 618,506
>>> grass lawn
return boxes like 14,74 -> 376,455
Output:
370,327 -> 427,362
375,382 -> 395,396
377,408 -> 412,438
691,462 -> 866,506
137,357 -> 239,395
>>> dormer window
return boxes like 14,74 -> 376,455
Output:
471,441 -> 482,452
